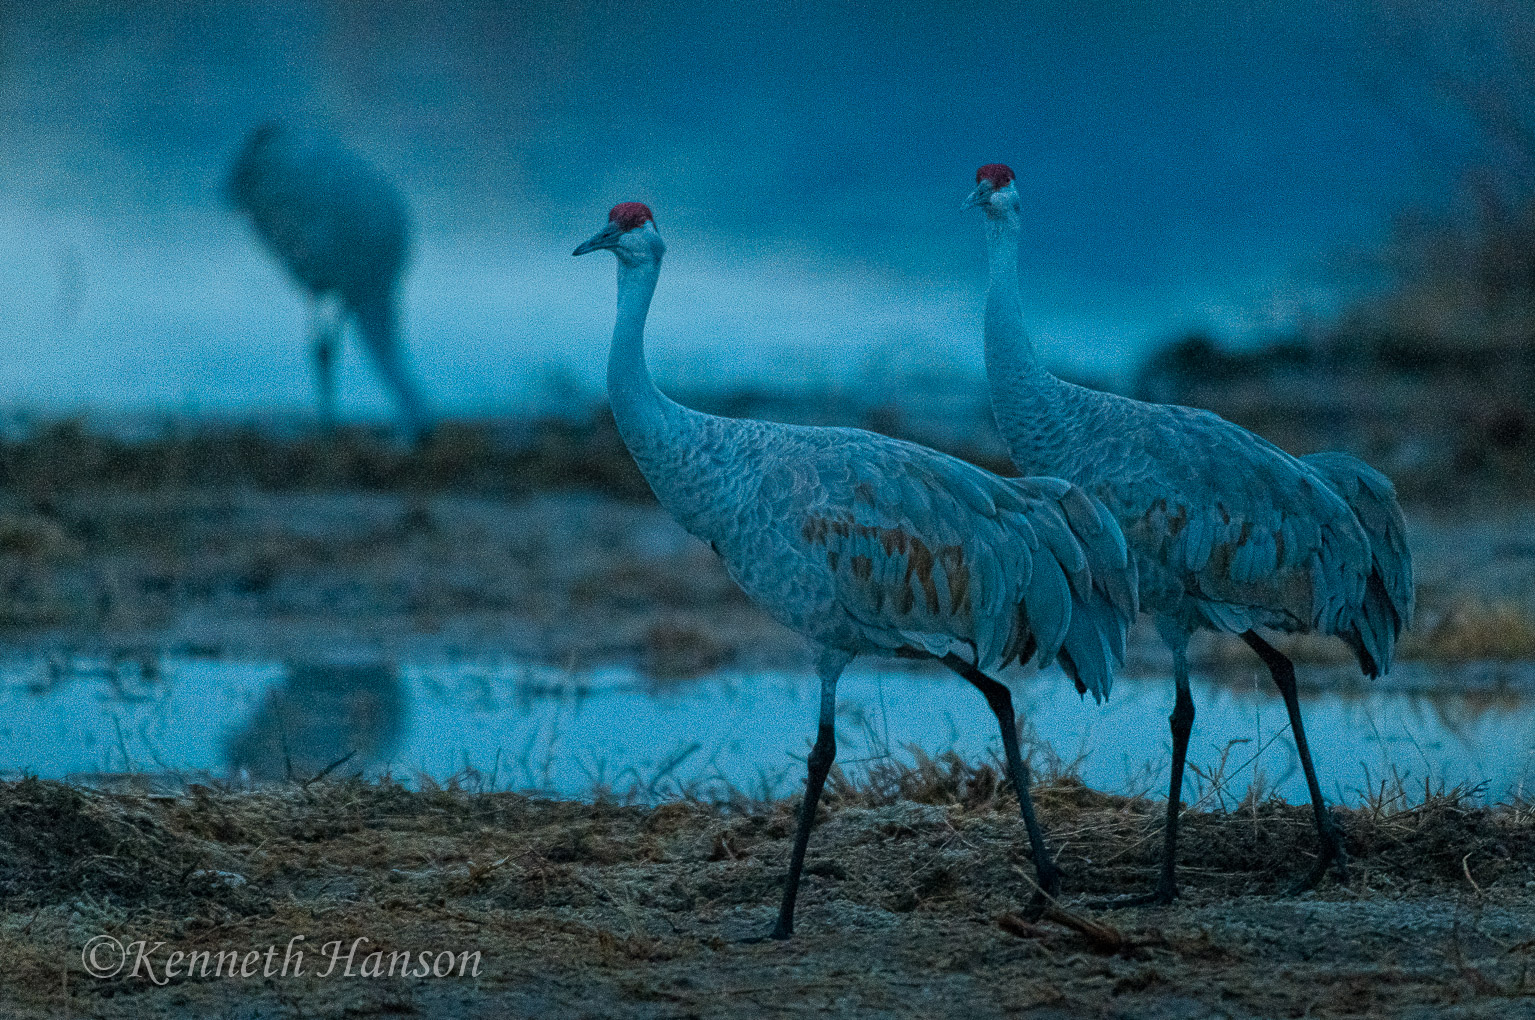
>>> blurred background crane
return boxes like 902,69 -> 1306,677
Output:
226,122 -> 431,437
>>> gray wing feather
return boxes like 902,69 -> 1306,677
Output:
1006,480 -> 1137,700
786,430 -> 1135,693
993,372 -> 1410,680
1080,404 -> 1372,637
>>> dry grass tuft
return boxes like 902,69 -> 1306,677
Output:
639,618 -> 735,681
826,749 -> 1006,811
1193,595 -> 1535,668
1415,598 -> 1535,661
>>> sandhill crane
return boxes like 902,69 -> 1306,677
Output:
965,164 -> 1414,904
574,202 -> 1139,938
226,123 -> 431,437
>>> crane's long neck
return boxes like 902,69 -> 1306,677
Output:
607,258 -> 669,430
606,258 -> 724,530
982,211 -> 1072,475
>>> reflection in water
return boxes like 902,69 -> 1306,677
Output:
224,662 -> 405,782
0,657 -> 1532,805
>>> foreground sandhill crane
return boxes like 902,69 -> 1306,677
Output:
574,202 -> 1138,938
965,164 -> 1414,903
226,123 -> 431,436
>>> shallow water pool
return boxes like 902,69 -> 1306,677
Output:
1,657 -> 1532,806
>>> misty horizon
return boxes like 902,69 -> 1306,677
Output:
0,1 -> 1499,418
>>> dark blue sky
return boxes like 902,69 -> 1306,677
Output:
0,1 -> 1496,414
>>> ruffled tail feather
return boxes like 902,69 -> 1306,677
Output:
1301,452 -> 1414,677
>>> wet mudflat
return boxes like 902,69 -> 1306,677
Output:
2,776 -> 1534,1018
0,483 -> 1533,677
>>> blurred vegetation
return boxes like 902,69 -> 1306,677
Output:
1135,1 -> 1535,502
1135,172 -> 1535,501
0,415 -> 652,505
1133,317 -> 1535,502
0,380 -> 1016,511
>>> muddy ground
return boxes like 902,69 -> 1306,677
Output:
1,772 -> 1533,1019
0,423 -> 1533,1016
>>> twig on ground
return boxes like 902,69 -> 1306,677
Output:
1462,852 -> 1483,897
302,750 -> 358,789
1009,865 -> 1131,954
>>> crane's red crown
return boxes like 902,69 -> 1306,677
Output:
609,202 -> 655,230
975,164 -> 1015,188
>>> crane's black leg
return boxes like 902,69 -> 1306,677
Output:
768,653 -> 845,940
308,294 -> 342,429
1242,630 -> 1348,892
1092,645 -> 1194,908
1157,651 -> 1195,900
312,334 -> 336,426
354,292 -> 432,442
942,655 -> 1060,916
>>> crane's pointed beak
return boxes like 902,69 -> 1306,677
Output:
960,185 -> 989,211
573,222 -> 624,256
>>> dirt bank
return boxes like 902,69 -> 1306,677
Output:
2,773 -> 1533,1018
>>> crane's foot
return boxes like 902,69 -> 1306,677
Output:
752,901 -> 798,941
733,915 -> 793,944
1021,860 -> 1064,921
1286,813 -> 1349,895
737,930 -> 789,945
1086,876 -> 1178,910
